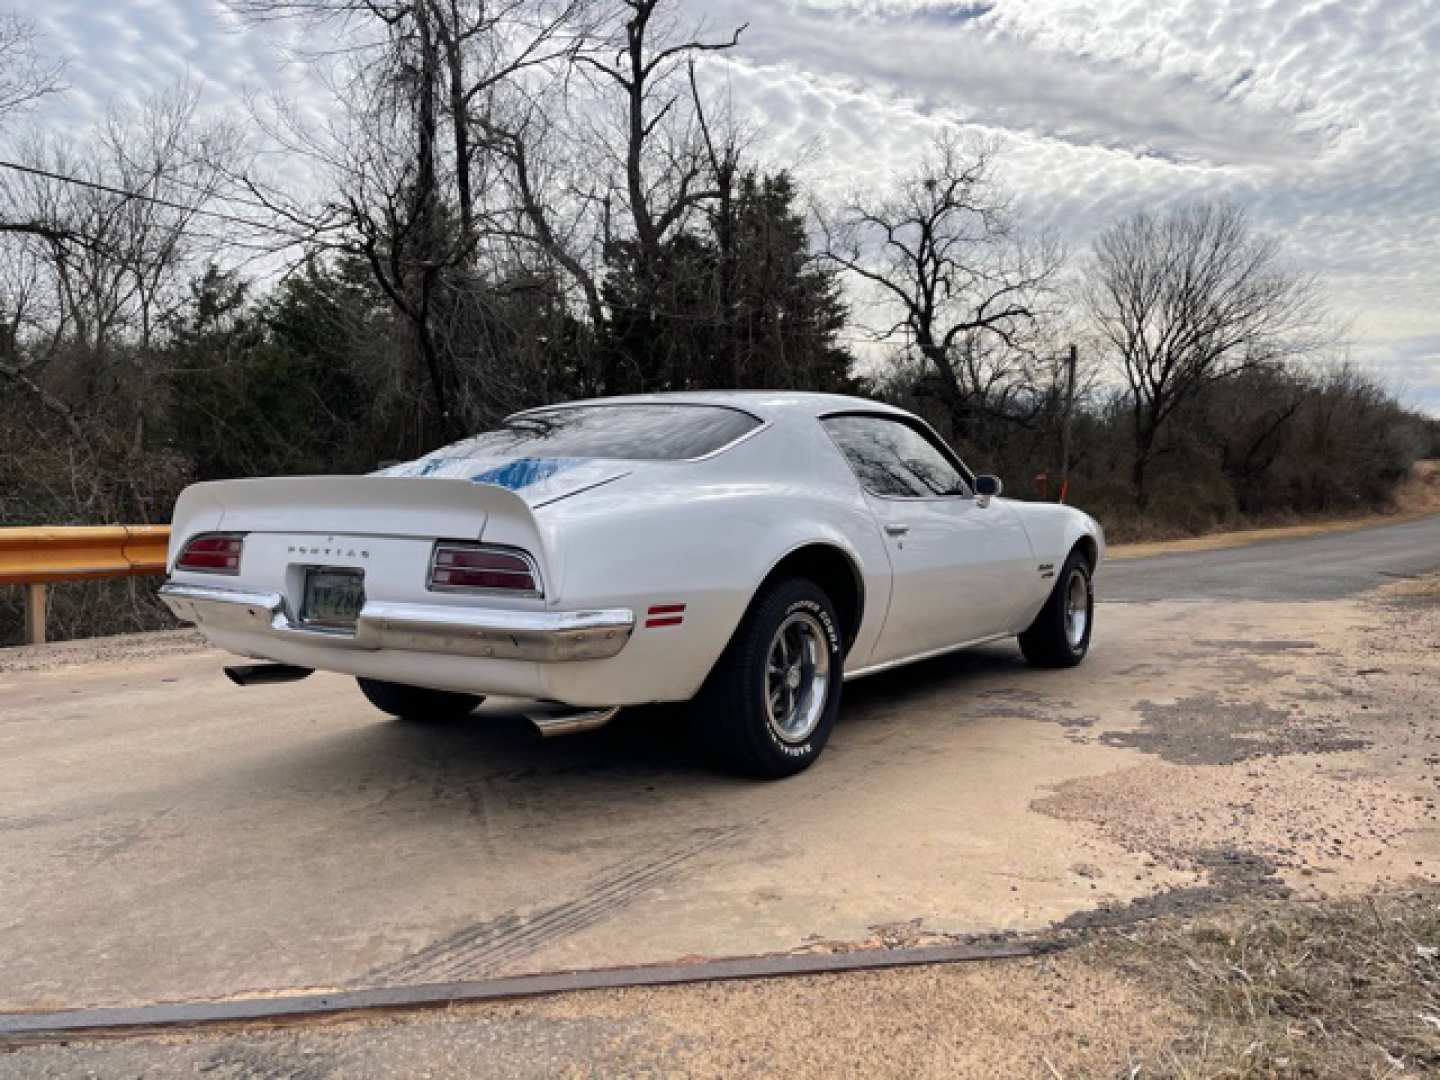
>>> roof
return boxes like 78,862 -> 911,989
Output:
512,390 -> 912,422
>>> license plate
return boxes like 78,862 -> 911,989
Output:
302,569 -> 365,628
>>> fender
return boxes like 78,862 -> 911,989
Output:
750,533 -> 873,650
1010,502 -> 1105,567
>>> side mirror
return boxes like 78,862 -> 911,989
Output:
974,474 -> 1003,508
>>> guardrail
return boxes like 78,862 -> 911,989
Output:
0,526 -> 170,645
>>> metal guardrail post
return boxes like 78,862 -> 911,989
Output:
24,583 -> 46,645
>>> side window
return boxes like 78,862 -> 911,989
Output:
822,415 -> 970,498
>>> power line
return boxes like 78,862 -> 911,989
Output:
0,159 -> 304,238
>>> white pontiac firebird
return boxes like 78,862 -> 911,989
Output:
159,392 -> 1104,777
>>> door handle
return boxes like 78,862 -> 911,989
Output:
884,523 -> 910,537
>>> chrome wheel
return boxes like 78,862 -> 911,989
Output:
1064,569 -> 1090,649
764,611 -> 831,744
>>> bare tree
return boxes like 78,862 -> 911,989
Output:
0,12 -> 63,126
232,0 -> 758,416
572,1 -> 743,267
1082,202 -> 1328,510
233,0 -> 590,240
473,14 -> 764,396
477,98 -> 609,346
520,0 -> 747,392
0,13 -> 67,244
818,131 -> 1061,435
0,232 -> 77,436
0,85 -> 238,450
232,0 -> 596,440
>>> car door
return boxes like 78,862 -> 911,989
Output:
822,414 -> 1036,665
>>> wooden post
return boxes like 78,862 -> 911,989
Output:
1059,343 -> 1077,503
23,582 -> 47,645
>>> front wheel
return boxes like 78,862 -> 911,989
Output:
1018,550 -> 1094,668
356,677 -> 483,721
695,578 -> 844,779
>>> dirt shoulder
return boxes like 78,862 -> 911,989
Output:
0,627 -> 206,675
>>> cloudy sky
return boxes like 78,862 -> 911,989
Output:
18,0 -> 1440,413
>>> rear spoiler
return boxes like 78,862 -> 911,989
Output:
167,476 -> 541,569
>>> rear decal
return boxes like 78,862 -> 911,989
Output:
470,457 -> 584,491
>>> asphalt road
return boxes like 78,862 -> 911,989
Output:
2,514 -> 1438,1028
1101,514 -> 1440,601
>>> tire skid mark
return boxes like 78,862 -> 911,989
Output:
421,826 -> 746,979
366,825 -> 746,984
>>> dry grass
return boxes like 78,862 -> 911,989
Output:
1101,888 -> 1440,1078
1395,460 -> 1440,515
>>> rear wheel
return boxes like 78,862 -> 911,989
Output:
356,678 -> 483,722
696,578 -> 844,779
1018,550 -> 1094,668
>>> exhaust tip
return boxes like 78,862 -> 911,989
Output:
526,706 -> 621,738
224,663 -> 315,687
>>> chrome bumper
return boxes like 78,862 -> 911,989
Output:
158,582 -> 635,662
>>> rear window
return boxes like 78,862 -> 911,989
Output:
447,404 -> 762,462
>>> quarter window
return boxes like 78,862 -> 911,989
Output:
822,415 -> 971,498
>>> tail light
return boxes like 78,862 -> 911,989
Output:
176,533 -> 245,575
429,542 -> 541,595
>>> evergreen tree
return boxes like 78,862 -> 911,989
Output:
600,169 -> 858,395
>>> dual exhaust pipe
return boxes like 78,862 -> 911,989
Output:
224,662 -> 618,737
523,706 -> 620,738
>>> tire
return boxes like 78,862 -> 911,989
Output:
356,677 -> 483,722
1018,549 -> 1094,668
695,578 -> 844,779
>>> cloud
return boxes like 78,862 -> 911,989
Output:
22,0 -> 321,128
722,1 -> 1329,169
1357,335 -> 1440,418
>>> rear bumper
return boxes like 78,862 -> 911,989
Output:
158,582 -> 635,662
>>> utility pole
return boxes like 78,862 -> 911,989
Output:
1060,343 -> 1077,503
